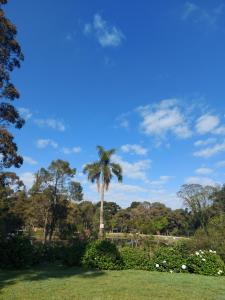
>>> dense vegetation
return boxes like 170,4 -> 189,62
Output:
1,3 -> 225,296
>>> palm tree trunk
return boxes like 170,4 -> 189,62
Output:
99,182 -> 105,239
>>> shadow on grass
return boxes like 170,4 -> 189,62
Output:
0,265 -> 105,293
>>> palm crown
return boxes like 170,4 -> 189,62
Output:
83,146 -> 122,191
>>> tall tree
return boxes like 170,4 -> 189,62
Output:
30,160 -> 77,243
83,145 -> 122,239
177,184 -> 215,234
0,0 -> 25,170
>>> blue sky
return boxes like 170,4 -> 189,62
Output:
6,0 -> 225,208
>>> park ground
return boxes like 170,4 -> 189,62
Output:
0,266 -> 225,300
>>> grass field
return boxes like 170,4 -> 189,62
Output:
1,266 -> 225,300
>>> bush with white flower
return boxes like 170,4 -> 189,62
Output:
187,250 -> 225,276
153,247 -> 187,273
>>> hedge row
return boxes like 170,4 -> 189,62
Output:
0,236 -> 224,276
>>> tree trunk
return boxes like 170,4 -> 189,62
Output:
99,182 -> 105,239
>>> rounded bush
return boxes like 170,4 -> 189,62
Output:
153,247 -> 187,273
63,240 -> 87,266
0,234 -> 34,269
187,250 -> 225,276
82,240 -> 123,270
120,247 -> 153,270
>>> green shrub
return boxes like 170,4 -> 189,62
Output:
63,240 -> 87,266
33,243 -> 64,265
0,234 -> 34,269
187,250 -> 224,276
82,240 -> 123,270
153,247 -> 187,273
120,247 -> 153,270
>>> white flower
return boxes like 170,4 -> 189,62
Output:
209,250 -> 213,253
170,270 -> 173,273
181,265 -> 187,270
155,264 -> 159,268
202,258 -> 206,262
163,260 -> 166,264
195,251 -> 199,256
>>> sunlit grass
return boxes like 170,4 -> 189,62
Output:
0,266 -> 225,300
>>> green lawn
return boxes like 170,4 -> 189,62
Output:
0,266 -> 225,300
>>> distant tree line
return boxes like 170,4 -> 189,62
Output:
1,161 -> 225,243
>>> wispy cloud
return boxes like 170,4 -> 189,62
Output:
150,176 -> 173,186
185,176 -> 218,186
84,14 -> 125,47
62,147 -> 82,154
18,108 -> 32,121
137,99 -> 192,140
195,167 -> 213,175
121,144 -> 148,155
195,114 -> 220,134
20,172 -> 35,189
194,138 -> 217,147
36,139 -> 58,149
112,154 -> 151,182
34,118 -> 66,132
23,156 -> 38,165
215,160 -> 225,168
193,140 -> 225,158
182,2 -> 225,28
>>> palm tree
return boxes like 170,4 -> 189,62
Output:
83,146 -> 122,239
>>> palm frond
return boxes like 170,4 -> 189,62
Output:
110,162 -> 123,183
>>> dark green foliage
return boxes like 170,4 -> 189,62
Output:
187,250 -> 224,276
153,247 -> 187,273
120,247 -> 153,270
82,240 -> 123,270
0,234 -> 34,269
63,239 -> 87,266
32,243 -> 64,265
0,0 -> 25,169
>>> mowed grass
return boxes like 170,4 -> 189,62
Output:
0,266 -> 225,300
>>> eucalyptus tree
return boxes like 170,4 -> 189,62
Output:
83,146 -> 122,239
177,184 -> 215,235
0,0 -> 25,170
29,159 -> 82,243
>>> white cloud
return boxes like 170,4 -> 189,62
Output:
84,180 -> 180,208
62,147 -> 82,154
194,138 -> 217,147
193,140 -> 225,158
84,14 -> 125,47
138,99 -> 192,139
36,139 -> 58,149
185,176 -> 218,186
20,172 -> 35,189
216,160 -> 225,168
214,126 -> 225,135
182,2 -> 224,27
23,156 -> 38,165
182,2 -> 198,20
34,118 -> 66,132
112,154 -> 151,182
121,144 -> 148,155
18,108 -> 32,120
196,114 -> 220,134
195,167 -> 213,175
90,182 -> 147,194
150,176 -> 173,186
